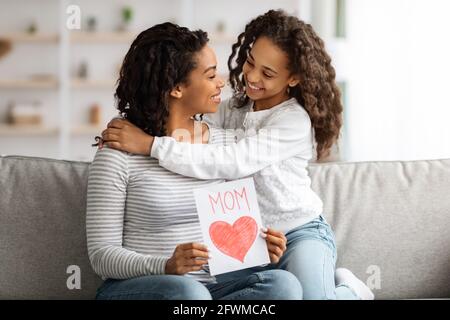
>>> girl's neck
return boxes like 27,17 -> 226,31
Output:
253,90 -> 291,111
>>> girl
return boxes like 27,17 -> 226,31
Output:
87,22 -> 302,300
99,10 -> 374,300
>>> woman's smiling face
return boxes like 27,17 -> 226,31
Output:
177,45 -> 225,115
242,36 -> 299,110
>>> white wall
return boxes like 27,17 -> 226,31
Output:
345,0 -> 450,161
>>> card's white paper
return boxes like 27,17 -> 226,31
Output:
194,177 -> 270,276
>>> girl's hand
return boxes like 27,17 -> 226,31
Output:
261,227 -> 287,264
99,119 -> 154,155
165,243 -> 211,275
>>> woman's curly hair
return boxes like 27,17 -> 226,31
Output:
115,22 -> 209,137
228,10 -> 343,161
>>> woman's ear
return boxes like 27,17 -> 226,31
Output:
170,85 -> 183,99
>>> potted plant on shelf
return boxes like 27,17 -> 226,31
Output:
119,6 -> 134,32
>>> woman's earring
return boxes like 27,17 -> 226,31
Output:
91,136 -> 103,147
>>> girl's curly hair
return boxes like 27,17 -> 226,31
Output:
228,10 -> 343,161
115,22 -> 209,137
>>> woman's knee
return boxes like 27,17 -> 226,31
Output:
97,275 -> 212,300
259,270 -> 303,300
161,276 -> 212,300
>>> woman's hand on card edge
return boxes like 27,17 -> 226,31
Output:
165,242 -> 211,275
261,227 -> 287,264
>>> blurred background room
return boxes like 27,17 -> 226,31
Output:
0,0 -> 449,162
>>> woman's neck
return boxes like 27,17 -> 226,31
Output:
165,104 -> 208,144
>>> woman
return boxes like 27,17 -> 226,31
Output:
87,22 -> 302,300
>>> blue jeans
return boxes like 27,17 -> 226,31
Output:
96,269 -> 302,300
216,215 -> 360,300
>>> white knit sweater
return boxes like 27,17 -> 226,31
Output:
151,97 -> 323,233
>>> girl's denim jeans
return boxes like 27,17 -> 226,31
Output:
278,215 -> 359,299
216,215 -> 360,300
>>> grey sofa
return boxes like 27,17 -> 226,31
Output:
1,155 -> 450,299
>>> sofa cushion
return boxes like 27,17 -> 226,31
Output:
0,156 -> 102,299
308,159 -> 450,299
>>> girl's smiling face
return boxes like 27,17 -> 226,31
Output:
242,36 -> 299,110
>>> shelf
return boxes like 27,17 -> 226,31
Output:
0,32 -> 236,45
71,78 -> 117,89
0,78 -> 118,89
0,124 -> 105,136
0,124 -> 104,136
0,32 -> 59,43
0,31 -> 138,44
0,124 -> 59,136
71,125 -> 103,135
0,79 -> 58,89
70,31 -> 137,44
209,33 -> 237,44
69,31 -> 237,44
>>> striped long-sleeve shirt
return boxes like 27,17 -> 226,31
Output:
86,126 -> 232,283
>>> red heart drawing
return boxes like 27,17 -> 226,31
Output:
209,216 -> 258,263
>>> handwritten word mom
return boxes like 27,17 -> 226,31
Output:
209,187 -> 250,215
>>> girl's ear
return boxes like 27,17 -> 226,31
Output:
170,85 -> 183,99
288,76 -> 300,88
